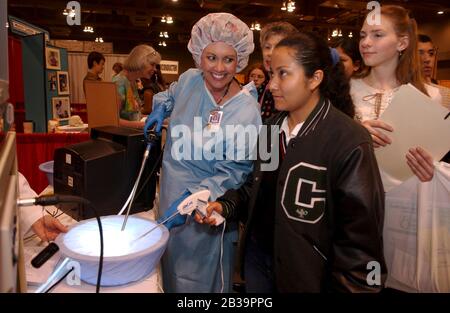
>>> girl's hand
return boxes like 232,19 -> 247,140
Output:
193,201 -> 223,226
406,147 -> 434,182
361,119 -> 394,148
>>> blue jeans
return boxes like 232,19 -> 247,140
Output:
244,237 -> 275,293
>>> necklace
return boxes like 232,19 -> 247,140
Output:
215,80 -> 233,105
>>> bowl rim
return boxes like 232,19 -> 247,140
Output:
55,215 -> 169,262
38,160 -> 54,173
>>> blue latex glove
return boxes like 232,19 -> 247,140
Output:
144,105 -> 166,137
157,191 -> 191,230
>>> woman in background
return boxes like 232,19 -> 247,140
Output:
112,62 -> 123,79
246,63 -> 268,96
140,64 -> 166,115
113,45 -> 161,128
258,22 -> 298,120
331,37 -> 363,79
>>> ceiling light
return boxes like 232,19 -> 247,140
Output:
161,15 -> 173,24
348,31 -> 353,38
95,37 -> 103,43
83,26 -> 94,33
63,8 -> 76,17
287,1 -> 296,13
338,29 -> 343,37
250,23 -> 261,31
164,31 -> 169,38
254,23 -> 261,31
281,2 -> 287,11
437,11 -> 444,15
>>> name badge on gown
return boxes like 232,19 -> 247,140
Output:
207,109 -> 223,132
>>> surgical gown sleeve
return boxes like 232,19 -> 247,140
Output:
152,70 -> 193,118
187,102 -> 262,201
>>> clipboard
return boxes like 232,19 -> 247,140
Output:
374,83 -> 450,182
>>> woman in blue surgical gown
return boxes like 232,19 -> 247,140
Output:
144,13 -> 262,292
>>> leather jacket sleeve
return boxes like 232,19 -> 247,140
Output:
217,169 -> 255,222
329,142 -> 387,292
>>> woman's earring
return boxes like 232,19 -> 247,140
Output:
398,50 -> 403,58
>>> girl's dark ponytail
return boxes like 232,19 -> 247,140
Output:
324,61 -> 355,118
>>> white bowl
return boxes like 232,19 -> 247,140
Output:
55,215 -> 169,286
38,160 -> 54,186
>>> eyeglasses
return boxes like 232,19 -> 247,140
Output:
250,74 -> 265,79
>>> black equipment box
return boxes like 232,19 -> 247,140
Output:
53,126 -> 160,220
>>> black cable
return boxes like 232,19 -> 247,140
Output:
35,195 -> 103,293
134,127 -> 167,200
53,205 -> 76,219
45,267 -> 74,293
86,200 -> 103,293
134,144 -> 164,199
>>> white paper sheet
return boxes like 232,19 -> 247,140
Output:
375,84 -> 450,182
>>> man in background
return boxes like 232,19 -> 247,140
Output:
83,51 -> 105,97
418,35 -> 450,162
418,34 -> 438,84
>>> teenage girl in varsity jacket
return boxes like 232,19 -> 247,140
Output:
194,32 -> 387,293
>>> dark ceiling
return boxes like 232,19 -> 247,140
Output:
7,0 -> 450,53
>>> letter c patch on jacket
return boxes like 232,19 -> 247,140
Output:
281,162 -> 327,224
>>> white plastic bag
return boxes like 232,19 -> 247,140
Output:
383,162 -> 450,292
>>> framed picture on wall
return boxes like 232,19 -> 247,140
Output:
52,97 -> 71,120
45,47 -> 61,70
48,72 -> 57,91
57,71 -> 70,95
